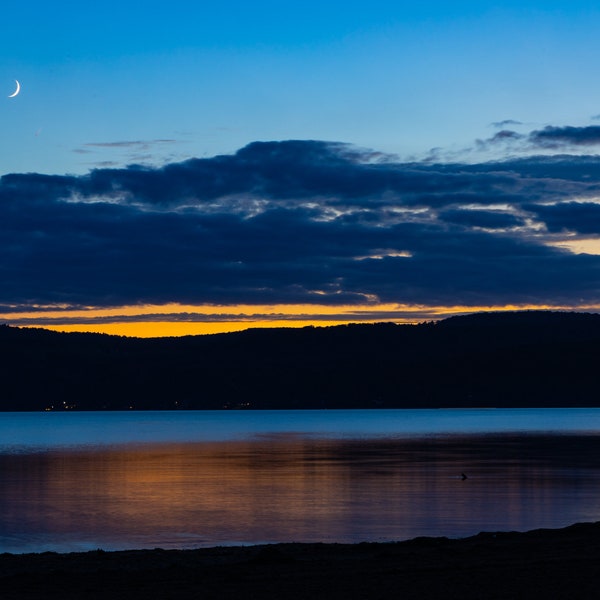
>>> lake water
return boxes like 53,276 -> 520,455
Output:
1,409 -> 600,554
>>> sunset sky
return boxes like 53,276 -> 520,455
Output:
3,1 -> 600,336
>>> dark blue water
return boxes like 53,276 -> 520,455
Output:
1,409 -> 600,553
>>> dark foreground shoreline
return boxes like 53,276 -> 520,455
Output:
2,522 -> 600,599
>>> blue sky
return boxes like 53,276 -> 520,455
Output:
4,1 -> 600,175
3,1 -> 600,335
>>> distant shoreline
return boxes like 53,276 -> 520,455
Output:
3,311 -> 600,411
2,522 -> 600,599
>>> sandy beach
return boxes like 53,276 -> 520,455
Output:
2,521 -> 599,599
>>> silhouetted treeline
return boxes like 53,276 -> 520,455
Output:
1,311 -> 599,410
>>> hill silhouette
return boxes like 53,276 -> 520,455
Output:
1,311 -> 599,410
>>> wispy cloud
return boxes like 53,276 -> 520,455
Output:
490,119 -> 523,128
83,139 -> 179,149
73,139 -> 186,169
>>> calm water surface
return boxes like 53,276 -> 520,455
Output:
1,409 -> 600,553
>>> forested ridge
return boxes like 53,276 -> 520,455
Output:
1,311 -> 599,410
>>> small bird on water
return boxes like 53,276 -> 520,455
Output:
461,473 -> 468,480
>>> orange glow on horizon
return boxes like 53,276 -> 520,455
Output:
39,319 -> 366,337
4,301 -> 598,338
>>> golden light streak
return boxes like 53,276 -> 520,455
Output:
0,302 -> 405,320
548,238 -> 600,255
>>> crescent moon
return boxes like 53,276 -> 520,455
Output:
8,80 -> 20,98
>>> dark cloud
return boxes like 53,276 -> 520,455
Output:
529,125 -> 600,148
474,129 -> 524,153
490,130 -> 524,142
1,139 -> 600,310
524,202 -> 600,234
78,140 -> 453,206
437,208 -> 524,229
476,124 -> 600,155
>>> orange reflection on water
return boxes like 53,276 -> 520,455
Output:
2,435 -> 600,553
